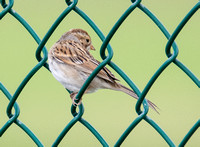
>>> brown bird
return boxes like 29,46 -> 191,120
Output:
48,28 -> 157,112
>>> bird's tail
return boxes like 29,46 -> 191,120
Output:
116,84 -> 159,113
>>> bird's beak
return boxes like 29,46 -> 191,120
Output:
90,44 -> 95,51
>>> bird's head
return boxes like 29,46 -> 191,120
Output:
60,28 -> 95,51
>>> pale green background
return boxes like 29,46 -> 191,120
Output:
0,0 -> 200,146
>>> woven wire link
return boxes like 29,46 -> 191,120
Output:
0,0 -> 200,146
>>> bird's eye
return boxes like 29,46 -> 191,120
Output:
86,39 -> 90,43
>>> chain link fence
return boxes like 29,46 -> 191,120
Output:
0,0 -> 200,146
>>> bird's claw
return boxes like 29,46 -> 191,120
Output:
70,93 -> 82,106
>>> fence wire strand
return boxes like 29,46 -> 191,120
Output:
0,0 -> 200,146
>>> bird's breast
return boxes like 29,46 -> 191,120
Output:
48,57 -> 86,92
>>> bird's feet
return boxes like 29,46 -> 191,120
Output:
70,92 -> 82,106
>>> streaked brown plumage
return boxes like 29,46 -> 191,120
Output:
48,29 -> 158,112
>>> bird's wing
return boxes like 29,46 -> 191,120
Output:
51,40 -> 118,83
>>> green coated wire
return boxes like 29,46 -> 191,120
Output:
167,2 -> 200,88
0,83 -> 43,146
0,0 -> 14,19
0,0 -> 46,146
179,119 -> 200,147
0,0 -> 200,146
115,1 -> 175,145
0,82 -> 20,137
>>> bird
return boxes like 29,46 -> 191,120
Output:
48,28 -> 158,112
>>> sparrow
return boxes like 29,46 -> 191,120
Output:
48,29 -> 158,112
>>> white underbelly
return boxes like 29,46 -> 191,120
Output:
48,56 -> 109,93
49,59 -> 85,92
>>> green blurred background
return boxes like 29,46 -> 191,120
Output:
0,0 -> 200,146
